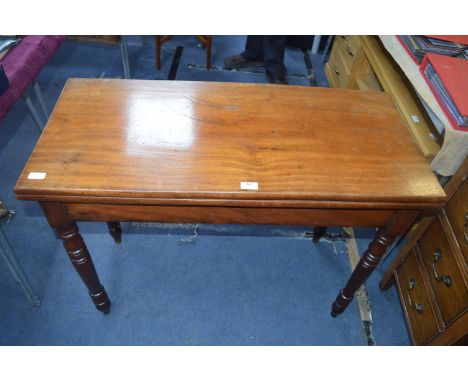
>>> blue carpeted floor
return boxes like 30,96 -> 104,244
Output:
0,36 -> 410,345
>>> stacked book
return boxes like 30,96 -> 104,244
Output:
421,53 -> 468,131
398,35 -> 467,64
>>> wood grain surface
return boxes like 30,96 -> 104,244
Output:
64,203 -> 396,227
15,79 -> 445,207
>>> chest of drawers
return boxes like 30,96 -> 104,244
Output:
393,166 -> 468,345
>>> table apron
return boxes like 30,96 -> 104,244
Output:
64,202 -> 397,227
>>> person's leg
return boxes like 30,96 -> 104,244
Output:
263,36 -> 287,83
224,36 -> 264,69
242,35 -> 263,60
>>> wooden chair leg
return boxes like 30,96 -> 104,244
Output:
206,37 -> 212,69
196,36 -> 212,69
155,36 -> 173,70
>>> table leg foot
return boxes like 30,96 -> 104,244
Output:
91,291 -> 111,314
313,226 -> 327,243
107,222 -> 122,244
59,222 -> 112,313
331,289 -> 354,317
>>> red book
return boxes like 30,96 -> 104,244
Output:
425,35 -> 468,46
420,53 -> 468,131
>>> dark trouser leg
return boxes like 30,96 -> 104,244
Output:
263,35 -> 287,79
41,202 -> 111,314
107,222 -> 122,244
331,210 -> 420,317
242,35 -> 264,60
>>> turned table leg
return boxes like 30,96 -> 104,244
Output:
41,202 -> 111,314
155,36 -> 172,70
107,222 -> 122,244
331,210 -> 420,317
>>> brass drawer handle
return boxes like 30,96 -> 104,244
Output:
346,46 -> 354,57
333,64 -> 340,75
464,214 -> 468,244
432,249 -> 452,288
407,278 -> 424,314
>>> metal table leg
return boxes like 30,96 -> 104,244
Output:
121,36 -> 131,79
33,80 -> 50,120
322,36 -> 334,62
22,93 -> 45,132
312,35 -> 322,55
0,224 -> 41,307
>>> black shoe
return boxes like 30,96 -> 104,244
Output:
266,73 -> 288,85
224,54 -> 263,69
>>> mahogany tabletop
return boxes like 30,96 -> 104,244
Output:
15,78 -> 445,209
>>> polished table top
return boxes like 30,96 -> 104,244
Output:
13,78 -> 447,317
15,78 -> 445,208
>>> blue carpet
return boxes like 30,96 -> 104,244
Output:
0,36 -> 410,345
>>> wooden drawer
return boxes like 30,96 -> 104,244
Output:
383,160 -> 468,345
348,36 -> 362,57
336,35 -> 362,65
359,36 -> 441,158
351,52 -> 377,78
355,73 -> 383,92
445,180 -> 468,263
327,40 -> 354,89
418,218 -> 468,325
335,36 -> 354,74
336,35 -> 351,45
395,248 -> 441,344
325,63 -> 337,88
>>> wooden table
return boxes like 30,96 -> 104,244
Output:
14,79 -> 445,317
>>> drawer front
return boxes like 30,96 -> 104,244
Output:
355,73 -> 383,92
396,248 -> 440,344
326,44 -> 340,87
348,36 -> 362,57
351,52 -> 377,78
445,180 -> 468,263
327,40 -> 353,88
335,36 -> 354,74
419,218 -> 468,324
325,63 -> 337,88
336,35 -> 362,65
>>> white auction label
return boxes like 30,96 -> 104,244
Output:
28,172 -> 47,180
411,115 -> 420,123
240,181 -> 258,190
